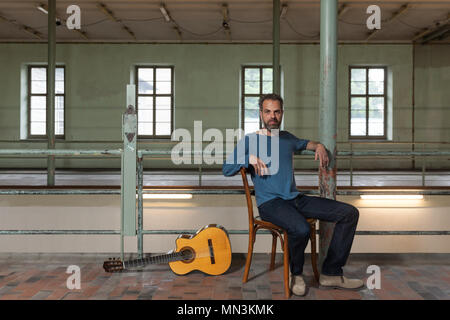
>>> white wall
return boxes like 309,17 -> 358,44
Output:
0,194 -> 448,253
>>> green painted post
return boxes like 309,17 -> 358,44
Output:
47,0 -> 56,186
272,0 -> 281,95
318,0 -> 338,271
121,85 -> 137,261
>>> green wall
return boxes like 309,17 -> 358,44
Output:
0,43 -> 448,169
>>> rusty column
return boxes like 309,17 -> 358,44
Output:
318,0 -> 338,270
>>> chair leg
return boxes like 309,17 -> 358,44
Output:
282,231 -> 290,298
270,232 -> 277,271
310,223 -> 320,283
243,228 -> 256,283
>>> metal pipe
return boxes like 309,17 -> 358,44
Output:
272,0 -> 281,94
318,0 -> 338,270
0,149 -> 122,156
47,0 -> 56,186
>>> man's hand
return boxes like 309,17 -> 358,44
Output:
315,143 -> 329,168
249,154 -> 268,176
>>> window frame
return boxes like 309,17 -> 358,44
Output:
348,65 -> 387,140
241,65 -> 273,132
135,65 -> 174,139
27,65 -> 66,139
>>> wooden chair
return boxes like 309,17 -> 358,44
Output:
240,167 -> 320,298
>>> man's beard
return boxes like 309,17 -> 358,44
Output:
263,119 -> 280,131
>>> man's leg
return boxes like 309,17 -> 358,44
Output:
293,194 -> 359,276
258,197 -> 311,275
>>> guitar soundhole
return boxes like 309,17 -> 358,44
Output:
180,247 -> 195,264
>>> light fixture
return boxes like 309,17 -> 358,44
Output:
160,4 -> 171,22
37,4 -> 48,14
142,194 -> 193,200
280,4 -> 288,19
360,195 -> 424,200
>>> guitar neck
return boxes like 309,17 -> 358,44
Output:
123,251 -> 185,269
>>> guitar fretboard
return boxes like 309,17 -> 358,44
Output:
124,251 -> 188,269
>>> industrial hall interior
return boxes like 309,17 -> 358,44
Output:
0,0 -> 449,302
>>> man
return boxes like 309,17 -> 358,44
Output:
222,93 -> 363,296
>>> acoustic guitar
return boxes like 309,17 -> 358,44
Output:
103,224 -> 232,276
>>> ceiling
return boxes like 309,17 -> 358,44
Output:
0,0 -> 449,43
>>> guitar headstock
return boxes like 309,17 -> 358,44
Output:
103,257 -> 124,273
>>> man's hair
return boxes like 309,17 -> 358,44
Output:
259,93 -> 284,111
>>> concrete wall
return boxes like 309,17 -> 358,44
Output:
0,43 -> 448,170
0,194 -> 449,253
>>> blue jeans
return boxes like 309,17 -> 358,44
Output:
258,194 -> 359,276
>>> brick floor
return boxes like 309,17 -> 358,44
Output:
0,253 -> 448,300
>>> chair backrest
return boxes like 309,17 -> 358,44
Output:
240,167 -> 255,229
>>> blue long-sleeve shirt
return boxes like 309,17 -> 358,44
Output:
222,131 -> 309,207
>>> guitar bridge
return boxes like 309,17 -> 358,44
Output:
208,239 -> 215,264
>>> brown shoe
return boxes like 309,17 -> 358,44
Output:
289,272 -> 306,296
319,274 -> 364,290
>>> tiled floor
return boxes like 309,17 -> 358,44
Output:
0,253 -> 448,300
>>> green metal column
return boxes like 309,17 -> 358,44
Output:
318,0 -> 338,270
47,0 -> 56,186
272,0 -> 281,95
121,85 -> 137,260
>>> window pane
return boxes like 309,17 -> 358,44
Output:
351,118 -> 366,136
368,97 -> 384,136
156,81 -> 171,94
31,68 -> 46,81
351,97 -> 366,112
156,96 -> 171,123
31,109 -> 46,122
31,122 -> 46,135
55,122 -> 64,136
351,81 -> 366,95
262,68 -> 273,81
369,81 -> 384,94
55,68 -> 64,81
138,96 -> 153,110
138,122 -> 153,136
55,80 -> 64,94
138,68 -> 153,81
156,122 -> 171,135
351,68 -> 366,81
244,68 -> 260,94
369,97 -> 384,112
138,109 -> 153,122
31,80 -> 47,94
368,68 -> 384,82
244,122 -> 259,134
262,81 -> 273,94
244,68 -> 260,81
30,96 -> 46,109
138,81 -> 153,94
156,68 -> 171,81
244,97 -> 259,109
244,108 -> 259,123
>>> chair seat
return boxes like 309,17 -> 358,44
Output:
254,216 -> 317,231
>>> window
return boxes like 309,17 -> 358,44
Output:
242,66 -> 273,134
28,66 -> 65,137
136,66 -> 174,137
349,66 -> 386,139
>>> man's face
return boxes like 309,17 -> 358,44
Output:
260,99 -> 283,131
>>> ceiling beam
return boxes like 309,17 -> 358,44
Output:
338,4 -> 350,18
412,12 -> 450,42
97,2 -> 136,40
0,12 -> 43,39
160,3 -> 183,41
38,3 -> 88,40
222,3 -> 231,41
366,3 -> 411,41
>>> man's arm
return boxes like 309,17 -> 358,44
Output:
306,141 -> 329,168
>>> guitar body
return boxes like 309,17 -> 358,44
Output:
169,224 -> 232,276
